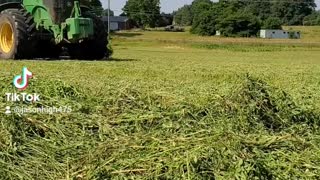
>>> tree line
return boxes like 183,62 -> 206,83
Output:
121,0 -> 173,28
87,0 -> 172,28
90,0 -> 319,36
174,0 -> 319,37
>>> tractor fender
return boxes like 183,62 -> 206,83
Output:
0,2 -> 22,12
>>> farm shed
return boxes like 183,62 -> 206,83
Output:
102,16 -> 133,31
260,30 -> 301,39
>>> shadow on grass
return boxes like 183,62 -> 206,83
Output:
18,57 -> 139,62
107,58 -> 138,62
113,32 -> 143,38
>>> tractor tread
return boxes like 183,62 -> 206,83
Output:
0,8 -> 35,59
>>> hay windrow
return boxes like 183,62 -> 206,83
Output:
1,74 -> 320,179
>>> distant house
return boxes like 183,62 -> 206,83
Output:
101,16 -> 133,31
260,30 -> 300,39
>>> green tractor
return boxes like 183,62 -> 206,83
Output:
0,0 -> 108,60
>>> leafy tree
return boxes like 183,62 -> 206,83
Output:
190,3 -> 222,35
88,0 -> 104,16
174,0 -> 213,26
303,11 -> 320,25
191,0 -> 213,15
191,0 -> 213,22
102,9 -> 114,17
191,9 -> 218,35
270,0 -> 316,25
174,5 -> 193,26
216,12 -> 261,37
235,0 -> 316,25
243,0 -> 272,21
220,1 -> 260,36
158,13 -> 174,27
190,0 -> 214,33
123,0 -> 160,28
262,17 -> 282,29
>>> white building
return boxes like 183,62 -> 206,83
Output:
260,30 -> 300,39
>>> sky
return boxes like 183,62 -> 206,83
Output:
101,0 -> 320,15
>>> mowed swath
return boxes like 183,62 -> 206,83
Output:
0,26 -> 320,179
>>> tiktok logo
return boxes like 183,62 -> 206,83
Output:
5,67 -> 41,106
13,67 -> 33,90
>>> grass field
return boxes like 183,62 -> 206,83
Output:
1,26 -> 320,179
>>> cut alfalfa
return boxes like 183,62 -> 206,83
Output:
235,133 -> 320,179
226,74 -> 320,131
29,79 -> 85,100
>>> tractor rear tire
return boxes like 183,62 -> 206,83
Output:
0,9 -> 35,59
69,12 -> 108,60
